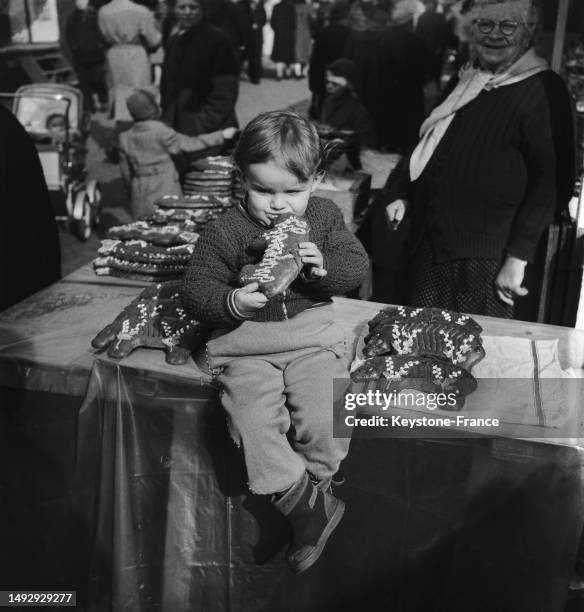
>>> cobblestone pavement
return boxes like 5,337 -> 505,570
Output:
59,73 -> 311,276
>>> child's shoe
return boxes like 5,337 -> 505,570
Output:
273,472 -> 345,573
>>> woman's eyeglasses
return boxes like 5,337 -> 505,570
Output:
472,19 -> 520,36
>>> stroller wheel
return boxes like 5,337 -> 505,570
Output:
91,184 -> 102,226
71,191 -> 92,241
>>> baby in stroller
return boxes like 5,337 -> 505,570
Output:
45,112 -> 68,143
11,83 -> 100,241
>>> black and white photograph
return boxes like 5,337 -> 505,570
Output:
1,0 -> 584,610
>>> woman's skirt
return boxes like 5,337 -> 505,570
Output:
106,44 -> 152,121
410,237 -> 513,319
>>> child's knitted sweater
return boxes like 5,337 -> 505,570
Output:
181,197 -> 369,326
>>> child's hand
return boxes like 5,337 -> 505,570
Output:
222,127 -> 238,140
298,242 -> 327,279
234,282 -> 268,316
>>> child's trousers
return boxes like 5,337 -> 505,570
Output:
206,306 -> 351,495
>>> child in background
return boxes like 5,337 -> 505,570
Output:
320,58 -> 376,149
45,113 -> 68,143
181,111 -> 369,573
119,88 -> 237,218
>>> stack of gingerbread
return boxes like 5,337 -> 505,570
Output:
351,306 -> 486,410
182,155 -> 245,200
93,207 -> 207,282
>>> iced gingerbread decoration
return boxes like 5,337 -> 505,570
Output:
91,282 -> 208,365
363,319 -> 485,370
367,305 -> 482,338
106,220 -> 200,246
93,256 -> 187,280
351,354 -> 477,410
155,194 -> 233,210
238,213 -> 310,298
147,207 -> 214,227
97,239 -> 195,265
362,306 -> 485,370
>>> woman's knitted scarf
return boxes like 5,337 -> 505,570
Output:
409,47 -> 548,181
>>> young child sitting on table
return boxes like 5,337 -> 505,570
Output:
118,88 -> 237,219
181,110 -> 369,573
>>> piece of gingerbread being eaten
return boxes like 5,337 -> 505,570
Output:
238,213 -> 311,298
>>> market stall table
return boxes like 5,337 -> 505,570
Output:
1,270 -> 584,611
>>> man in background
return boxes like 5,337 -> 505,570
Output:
65,0 -> 108,113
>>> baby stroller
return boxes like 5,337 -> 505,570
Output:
8,83 -> 101,240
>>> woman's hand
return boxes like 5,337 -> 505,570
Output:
222,127 -> 238,140
385,199 -> 409,230
234,282 -> 268,316
298,242 -> 327,279
495,256 -> 528,306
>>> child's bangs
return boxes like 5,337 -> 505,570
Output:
234,111 -> 323,180
275,130 -> 321,182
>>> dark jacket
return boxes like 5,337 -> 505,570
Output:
181,197 -> 369,327
321,88 -> 376,148
309,23 -> 350,99
415,11 -> 451,56
0,106 -> 61,311
236,0 -> 267,46
160,21 -> 239,135
208,0 -> 245,55
65,7 -> 106,65
390,70 -> 576,263
270,0 -> 297,63
343,25 -> 430,151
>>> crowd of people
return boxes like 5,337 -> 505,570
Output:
64,0 -> 473,152
54,0 -> 574,325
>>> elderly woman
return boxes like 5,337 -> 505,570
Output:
385,0 -> 575,318
160,0 -> 239,136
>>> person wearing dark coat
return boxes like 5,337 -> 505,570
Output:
320,58 -> 376,148
161,5 -> 177,50
343,2 -> 431,152
237,0 -> 267,84
270,0 -> 297,79
415,0 -> 453,91
160,0 -> 239,137
65,0 -> 108,112
208,0 -> 246,62
292,0 -> 312,73
308,0 -> 351,117
0,105 -> 61,312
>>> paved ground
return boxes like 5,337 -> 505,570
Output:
59,72 -> 311,276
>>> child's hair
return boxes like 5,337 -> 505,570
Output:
126,88 -> 160,122
233,110 -> 324,182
